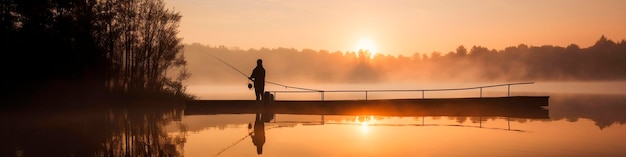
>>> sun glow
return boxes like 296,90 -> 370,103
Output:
354,38 -> 378,58
355,115 -> 376,134
360,121 -> 369,134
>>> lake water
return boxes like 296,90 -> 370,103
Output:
2,82 -> 626,157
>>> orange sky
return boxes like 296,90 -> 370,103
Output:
164,0 -> 626,56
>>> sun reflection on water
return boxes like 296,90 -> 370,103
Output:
355,115 -> 376,134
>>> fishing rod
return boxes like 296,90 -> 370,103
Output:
198,49 -> 322,92
202,51 -> 249,79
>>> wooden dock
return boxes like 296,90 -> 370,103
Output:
184,96 -> 550,119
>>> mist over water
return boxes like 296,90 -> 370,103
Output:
186,81 -> 626,100
183,38 -> 626,87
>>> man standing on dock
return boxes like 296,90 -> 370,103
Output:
249,59 -> 266,101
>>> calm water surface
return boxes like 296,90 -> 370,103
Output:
2,82 -> 626,157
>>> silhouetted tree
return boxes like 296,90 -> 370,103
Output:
456,45 -> 467,57
92,0 -> 187,95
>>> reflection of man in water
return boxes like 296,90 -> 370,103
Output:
249,59 -> 266,101
250,113 -> 265,154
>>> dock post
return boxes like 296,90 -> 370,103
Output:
480,88 -> 483,98
320,91 -> 325,101
422,91 -> 425,99
508,85 -> 511,96
365,91 -> 368,101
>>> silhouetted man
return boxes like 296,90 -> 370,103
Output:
249,59 -> 265,101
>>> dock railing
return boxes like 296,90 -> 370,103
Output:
267,82 -> 534,101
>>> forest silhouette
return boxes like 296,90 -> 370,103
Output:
1,0 -> 192,107
185,35 -> 626,85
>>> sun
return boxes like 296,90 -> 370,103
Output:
354,38 -> 378,58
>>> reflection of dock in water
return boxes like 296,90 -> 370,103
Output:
185,96 -> 549,119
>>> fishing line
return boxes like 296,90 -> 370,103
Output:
213,125 -> 284,157
198,49 -> 322,92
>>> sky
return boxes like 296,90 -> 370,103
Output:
164,0 -> 626,56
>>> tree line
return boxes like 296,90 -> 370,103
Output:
1,0 -> 192,104
185,36 -> 626,85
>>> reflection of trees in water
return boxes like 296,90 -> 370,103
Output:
404,93 -> 626,130
445,116 -> 540,124
0,103 -> 185,157
97,104 -> 186,156
275,115 -> 530,132
549,94 -> 626,129
1,109 -> 106,156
